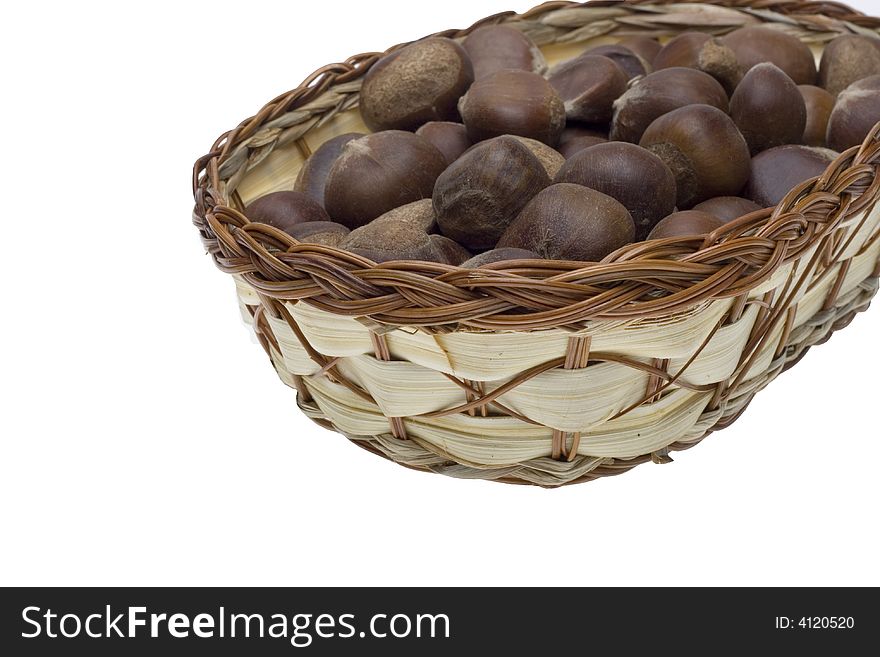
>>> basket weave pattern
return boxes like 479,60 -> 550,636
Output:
193,0 -> 880,486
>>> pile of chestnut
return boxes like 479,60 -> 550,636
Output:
245,25 -> 880,266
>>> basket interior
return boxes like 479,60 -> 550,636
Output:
232,31 -> 825,207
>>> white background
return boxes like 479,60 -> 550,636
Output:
1,0 -> 878,587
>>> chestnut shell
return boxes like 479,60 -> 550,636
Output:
324,131 -> 447,229
245,191 -> 330,235
498,183 -> 635,261
554,141 -> 676,240
433,135 -> 551,250
640,104 -> 751,208
458,69 -> 566,146
585,44 -> 650,80
653,32 -> 742,93
461,248 -> 541,268
462,25 -> 546,80
730,63 -> 806,154
798,85 -> 835,148
648,211 -> 725,240
826,75 -> 880,152
294,133 -> 364,205
744,145 -> 836,207
692,197 -> 763,224
548,55 -> 629,124
416,122 -> 472,166
611,67 -> 729,143
722,26 -> 817,85
819,35 -> 880,97
359,37 -> 474,131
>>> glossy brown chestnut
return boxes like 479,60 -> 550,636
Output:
244,191 -> 330,235
610,67 -> 729,143
692,197 -> 762,224
558,135 -> 608,159
744,145 -> 836,207
287,221 -> 350,247
585,44 -> 650,80
462,25 -> 546,80
615,36 -> 663,65
653,32 -> 742,93
557,126 -> 608,159
818,35 -> 880,97
433,136 -> 551,250
730,63 -> 806,154
458,69 -> 566,145
554,141 -> 676,240
512,136 -> 565,178
826,75 -> 880,152
359,37 -> 474,131
647,211 -> 725,240
722,26 -> 817,85
324,131 -> 447,229
560,125 -> 609,141
548,54 -> 629,123
294,133 -> 364,206
640,104 -> 751,208
416,122 -> 471,166
429,235 -> 472,265
460,248 -> 541,268
498,183 -> 634,261
798,85 -> 835,147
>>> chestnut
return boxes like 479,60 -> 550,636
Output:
462,24 -> 546,80
615,36 -> 663,65
433,136 -> 551,250
730,63 -> 806,154
561,125 -> 608,142
610,67 -> 729,143
512,136 -> 565,178
461,248 -> 541,268
458,69 -> 566,145
294,133 -> 364,206
647,211 -> 725,240
826,75 -> 880,152
287,221 -> 350,247
323,131 -> 447,229
359,37 -> 474,131
497,183 -> 635,261
244,191 -> 330,235
818,35 -> 880,97
371,199 -> 437,233
339,217 -> 438,263
692,197 -> 762,223
416,122 -> 471,166
559,134 -> 608,159
547,54 -> 629,123
744,145 -> 836,207
722,26 -> 817,85
554,141 -> 676,240
640,104 -> 751,208
557,126 -> 608,159
798,85 -> 835,147
653,32 -> 742,93
585,44 -> 650,80
429,235 -> 472,265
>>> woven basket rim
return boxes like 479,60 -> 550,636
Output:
192,0 -> 880,332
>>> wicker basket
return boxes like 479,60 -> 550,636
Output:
192,0 -> 880,487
